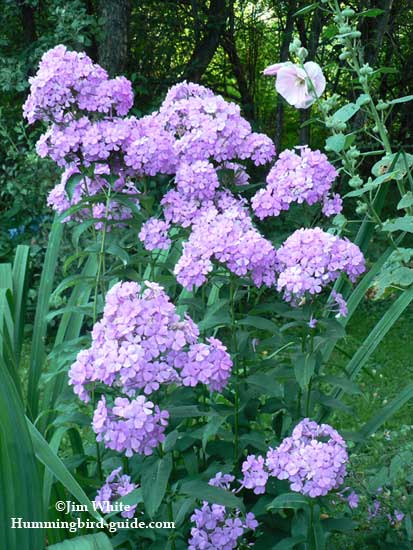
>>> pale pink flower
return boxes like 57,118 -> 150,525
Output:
264,61 -> 326,109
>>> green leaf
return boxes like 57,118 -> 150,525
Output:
141,454 -> 172,517
64,173 -> 83,201
320,375 -> 361,395
358,383 -> 413,439
397,192 -> 413,210
181,480 -> 244,510
388,95 -> 413,105
268,493 -> 310,510
246,373 -> 283,397
0,364 -> 44,550
294,3 -> 319,16
358,8 -> 384,17
237,316 -> 278,333
11,245 -> 30,367
341,287 -> 413,389
382,216 -> 413,233
294,353 -> 316,390
27,419 -> 103,522
202,415 -> 225,451
27,215 -> 63,421
272,537 -> 306,550
332,103 -> 360,124
48,533 -> 113,550
325,133 -> 346,153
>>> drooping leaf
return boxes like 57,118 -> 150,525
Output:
181,480 -> 244,510
268,493 -> 310,511
331,103 -> 360,124
141,454 -> 172,517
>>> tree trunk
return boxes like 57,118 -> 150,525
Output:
183,0 -> 229,82
98,0 -> 131,76
17,0 -> 37,44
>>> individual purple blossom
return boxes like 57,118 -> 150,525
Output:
276,227 -> 365,302
251,147 -> 338,219
347,491 -> 359,509
188,502 -> 258,550
209,473 -> 236,491
94,467 -> 138,518
93,395 -> 169,457
368,500 -> 381,520
330,290 -> 348,318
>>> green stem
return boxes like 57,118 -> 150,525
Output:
229,278 -> 239,463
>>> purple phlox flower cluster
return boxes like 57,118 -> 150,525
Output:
252,147 -> 340,219
47,165 -> 139,227
138,218 -> 171,250
95,467 -> 138,518
23,45 -> 133,124
69,281 -> 232,403
93,395 -> 169,457
189,482 -> 258,550
241,455 -> 268,495
276,228 -> 365,302
167,337 -> 233,392
158,81 -> 275,166
240,418 -> 348,498
330,290 -> 348,318
173,191 -> 278,290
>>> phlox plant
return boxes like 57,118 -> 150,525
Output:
2,2 -> 413,550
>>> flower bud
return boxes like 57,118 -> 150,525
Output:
356,202 -> 368,214
349,175 -> 363,188
376,100 -> 389,111
342,8 -> 356,17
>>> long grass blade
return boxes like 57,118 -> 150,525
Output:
27,215 -> 63,421
0,363 -> 44,550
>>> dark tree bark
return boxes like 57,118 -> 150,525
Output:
274,0 -> 297,151
17,0 -> 37,44
98,0 -> 131,76
183,0 -> 229,82
221,1 -> 254,120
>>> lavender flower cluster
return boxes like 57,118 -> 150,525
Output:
276,228 -> 366,302
188,473 -> 258,550
69,281 -> 232,455
94,467 -> 138,518
241,418 -> 349,498
251,147 -> 342,219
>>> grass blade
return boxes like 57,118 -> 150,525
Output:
27,215 -> 63,421
28,419 -> 103,523
0,362 -> 44,550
